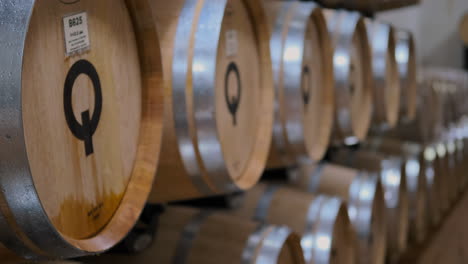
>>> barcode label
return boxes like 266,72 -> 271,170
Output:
63,12 -> 90,56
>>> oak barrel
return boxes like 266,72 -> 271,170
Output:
365,20 -> 400,129
290,161 -> 386,264
149,0 -> 274,202
233,184 -> 356,264
329,149 -> 409,259
88,207 -> 305,264
455,138 -> 467,190
434,142 -> 452,212
421,145 -> 443,227
265,1 -> 334,168
362,138 -> 427,243
0,0 -> 163,259
324,10 -> 373,145
445,140 -> 462,199
395,29 -> 417,122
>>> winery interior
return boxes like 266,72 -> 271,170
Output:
1,0 -> 468,263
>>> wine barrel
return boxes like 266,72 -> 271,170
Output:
289,161 -> 386,264
365,20 -> 400,129
0,0 -> 163,259
265,1 -> 334,168
233,184 -> 356,264
421,145 -> 442,227
386,75 -> 441,144
329,149 -> 408,259
455,138 -> 467,190
395,29 -> 417,122
445,140 -> 461,199
149,0 -> 274,202
324,10 -> 373,145
362,138 -> 427,243
434,142 -> 451,212
87,207 -> 305,264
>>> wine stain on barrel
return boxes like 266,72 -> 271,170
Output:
54,191 -> 124,239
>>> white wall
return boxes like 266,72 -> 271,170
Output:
378,0 -> 468,68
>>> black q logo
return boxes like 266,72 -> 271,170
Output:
301,65 -> 311,108
63,60 -> 102,156
225,62 -> 242,126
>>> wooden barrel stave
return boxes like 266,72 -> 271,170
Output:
233,184 -> 356,264
290,161 -> 387,264
149,0 -> 274,203
0,0 -> 163,258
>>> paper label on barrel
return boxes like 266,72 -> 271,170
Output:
226,30 -> 238,57
63,12 -> 90,56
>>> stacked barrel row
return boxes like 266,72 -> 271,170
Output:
93,1 -> 419,264
0,0 -> 420,263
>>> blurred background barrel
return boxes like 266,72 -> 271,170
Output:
365,20 -> 400,130
232,184 -> 356,264
362,138 -> 427,243
87,207 -> 305,264
434,142 -> 451,213
265,1 -> 334,168
149,0 -> 274,202
290,161 -> 387,264
421,144 -> 443,227
328,149 -> 409,259
395,30 -> 417,123
324,10 -> 373,145
0,0 -> 163,259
